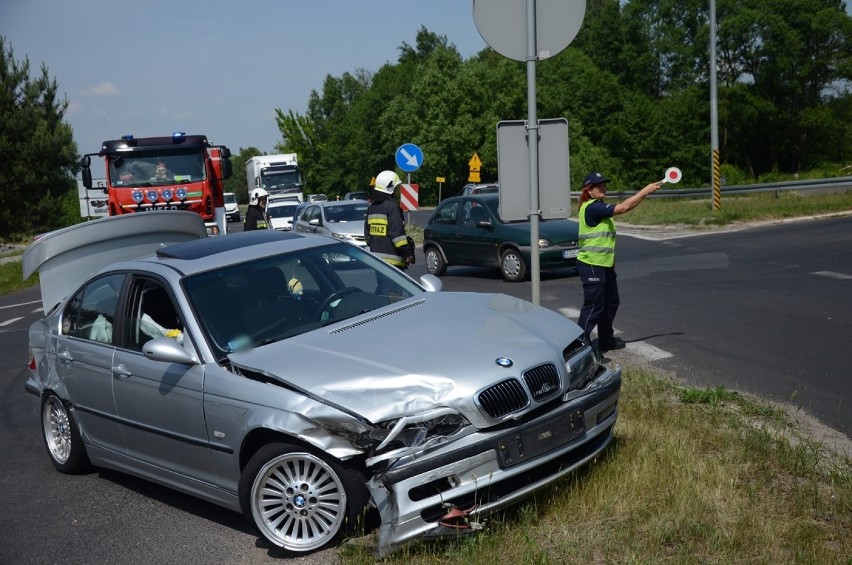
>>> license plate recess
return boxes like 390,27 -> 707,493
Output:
496,409 -> 585,468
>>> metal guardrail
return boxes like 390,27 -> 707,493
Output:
570,176 -> 852,199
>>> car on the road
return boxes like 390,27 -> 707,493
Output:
343,191 -> 369,201
265,199 -> 300,231
22,211 -> 620,556
294,200 -> 369,248
423,194 -> 580,282
459,182 -> 499,196
223,192 -> 241,223
306,193 -> 328,202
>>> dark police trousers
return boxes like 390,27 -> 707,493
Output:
576,262 -> 620,347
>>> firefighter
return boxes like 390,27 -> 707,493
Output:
244,188 -> 269,231
364,170 -> 414,270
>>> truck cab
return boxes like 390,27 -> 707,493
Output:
245,154 -> 304,203
80,132 -> 232,235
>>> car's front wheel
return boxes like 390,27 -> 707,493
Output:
239,443 -> 368,553
500,248 -> 527,282
425,246 -> 447,276
41,393 -> 90,473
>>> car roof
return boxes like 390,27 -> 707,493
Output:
267,200 -> 299,208
131,230 -> 338,276
314,200 -> 367,207
441,193 -> 499,204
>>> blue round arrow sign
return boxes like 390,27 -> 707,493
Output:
395,143 -> 423,173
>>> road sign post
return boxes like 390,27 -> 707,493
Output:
473,0 -> 586,305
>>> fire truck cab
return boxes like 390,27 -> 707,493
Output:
80,132 -> 232,235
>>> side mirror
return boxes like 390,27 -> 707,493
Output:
81,168 -> 93,189
419,274 -> 443,292
221,159 -> 233,180
142,337 -> 197,365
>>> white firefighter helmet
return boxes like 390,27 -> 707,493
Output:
249,187 -> 269,205
374,170 -> 402,194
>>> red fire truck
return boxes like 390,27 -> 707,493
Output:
80,132 -> 233,235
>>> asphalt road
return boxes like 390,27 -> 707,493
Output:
1,214 -> 849,563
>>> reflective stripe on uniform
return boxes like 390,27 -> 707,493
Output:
372,252 -> 407,267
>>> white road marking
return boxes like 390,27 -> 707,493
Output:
0,317 -> 24,327
557,307 -> 673,361
0,299 -> 40,310
812,271 -> 852,280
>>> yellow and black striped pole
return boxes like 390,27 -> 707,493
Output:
712,148 -> 721,212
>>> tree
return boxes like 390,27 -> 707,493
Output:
717,0 -> 852,173
0,37 -> 78,239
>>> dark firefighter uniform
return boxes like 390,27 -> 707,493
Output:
244,204 -> 268,231
365,195 -> 413,269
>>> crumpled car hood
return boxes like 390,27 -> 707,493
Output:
228,292 -> 580,426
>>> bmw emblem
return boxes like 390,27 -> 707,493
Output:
495,357 -> 513,368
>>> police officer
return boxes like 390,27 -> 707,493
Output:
577,172 -> 662,352
364,170 -> 414,270
244,188 -> 269,231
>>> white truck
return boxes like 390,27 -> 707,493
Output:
245,153 -> 305,203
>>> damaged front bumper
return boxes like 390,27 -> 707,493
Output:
367,363 -> 622,556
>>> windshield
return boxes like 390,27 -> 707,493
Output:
267,204 -> 298,218
323,203 -> 368,222
184,242 -> 423,359
262,170 -> 301,191
109,148 -> 206,187
224,193 -> 237,205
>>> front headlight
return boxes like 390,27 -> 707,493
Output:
366,408 -> 471,452
363,408 -> 472,467
538,238 -> 553,248
331,232 -> 355,241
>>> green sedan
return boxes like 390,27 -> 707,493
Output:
423,194 -> 579,282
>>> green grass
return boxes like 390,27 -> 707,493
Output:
0,255 -> 37,296
340,367 -> 851,564
618,190 -> 852,227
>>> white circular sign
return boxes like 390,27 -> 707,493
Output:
473,0 -> 587,62
663,167 -> 682,184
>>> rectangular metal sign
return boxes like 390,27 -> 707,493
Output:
496,118 -> 571,221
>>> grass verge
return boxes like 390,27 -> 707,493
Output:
339,365 -> 851,564
0,255 -> 37,296
617,190 -> 852,227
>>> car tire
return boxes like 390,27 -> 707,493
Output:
425,246 -> 447,276
239,442 -> 368,553
41,393 -> 90,474
500,248 -> 527,282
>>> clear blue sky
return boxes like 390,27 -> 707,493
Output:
3,1 -> 851,156
1,0 -> 489,155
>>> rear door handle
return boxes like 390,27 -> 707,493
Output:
58,350 -> 73,364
